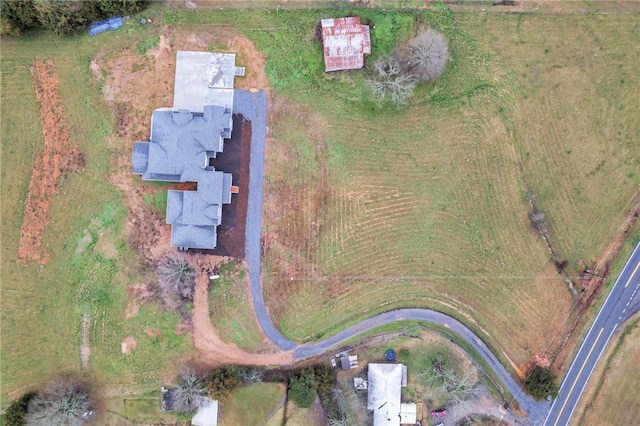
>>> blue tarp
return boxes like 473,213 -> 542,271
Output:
88,16 -> 123,36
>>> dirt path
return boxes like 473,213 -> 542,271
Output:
80,314 -> 90,370
18,59 -> 83,265
190,254 -> 294,366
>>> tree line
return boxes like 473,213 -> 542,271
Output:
1,0 -> 148,36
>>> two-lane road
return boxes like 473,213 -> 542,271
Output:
544,242 -> 640,426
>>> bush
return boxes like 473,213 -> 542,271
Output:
206,367 -> 240,400
288,370 -> 316,408
27,380 -> 92,426
3,392 -> 37,426
524,366 -> 559,400
157,252 -> 197,310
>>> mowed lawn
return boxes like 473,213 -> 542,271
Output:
252,10 -> 640,368
0,20 -> 190,405
576,317 -> 640,426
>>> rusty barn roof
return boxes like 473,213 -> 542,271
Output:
321,17 -> 371,72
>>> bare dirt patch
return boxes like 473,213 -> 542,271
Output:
80,314 -> 91,370
17,59 -> 84,265
94,229 -> 118,259
121,336 -> 138,355
190,254 -> 293,366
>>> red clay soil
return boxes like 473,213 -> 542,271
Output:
17,59 -> 83,266
189,254 -> 293,366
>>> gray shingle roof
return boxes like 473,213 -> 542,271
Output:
133,105 -> 234,250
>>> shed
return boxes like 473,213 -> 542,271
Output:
191,398 -> 218,426
400,403 -> 417,425
340,355 -> 359,370
321,17 -> 371,72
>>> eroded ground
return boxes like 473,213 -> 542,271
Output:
17,59 -> 84,265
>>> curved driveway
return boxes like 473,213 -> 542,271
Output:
237,89 -> 550,423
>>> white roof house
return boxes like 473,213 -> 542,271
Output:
368,363 -> 413,426
191,398 -> 218,426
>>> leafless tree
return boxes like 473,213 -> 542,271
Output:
419,350 -> 478,404
241,368 -> 264,384
366,56 -> 417,108
401,28 -> 450,82
157,252 -> 196,309
173,368 -> 207,414
27,380 -> 92,426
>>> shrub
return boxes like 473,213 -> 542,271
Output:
157,252 -> 196,310
3,392 -> 37,426
288,370 -> 316,408
206,367 -> 240,400
524,366 -> 559,400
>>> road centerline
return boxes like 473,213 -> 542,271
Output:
553,327 -> 605,426
624,261 -> 640,287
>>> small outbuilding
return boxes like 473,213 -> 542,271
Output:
191,398 -> 219,426
340,354 -> 359,370
321,17 -> 371,72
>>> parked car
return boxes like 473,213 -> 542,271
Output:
431,408 -> 448,418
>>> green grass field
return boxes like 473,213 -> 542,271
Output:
220,383 -> 285,426
0,15 -> 190,406
209,261 -> 267,352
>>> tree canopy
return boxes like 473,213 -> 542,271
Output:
1,0 -> 147,36
524,366 -> 559,400
288,370 -> 317,408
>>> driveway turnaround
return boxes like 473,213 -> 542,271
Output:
544,242 -> 640,426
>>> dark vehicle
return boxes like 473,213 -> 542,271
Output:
431,408 -> 448,418
88,16 -> 124,36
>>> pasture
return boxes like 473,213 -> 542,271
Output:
251,9 -> 640,370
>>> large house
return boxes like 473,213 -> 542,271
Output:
132,52 -> 244,250
367,363 -> 417,426
321,16 -> 371,72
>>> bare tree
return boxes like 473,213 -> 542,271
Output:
241,368 -> 264,384
365,56 -> 417,108
401,28 -> 450,82
419,350 -> 478,404
157,252 -> 196,309
173,368 -> 207,415
27,380 -> 92,426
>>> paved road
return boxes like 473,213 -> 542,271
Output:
544,242 -> 640,426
